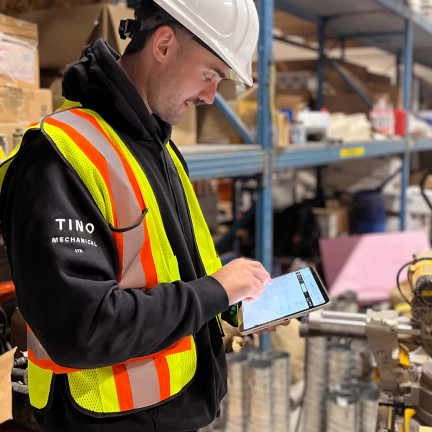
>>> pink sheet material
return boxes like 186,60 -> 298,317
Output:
319,231 -> 431,302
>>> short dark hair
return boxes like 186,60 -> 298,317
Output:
123,0 -> 187,55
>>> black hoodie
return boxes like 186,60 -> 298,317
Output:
0,39 -> 229,431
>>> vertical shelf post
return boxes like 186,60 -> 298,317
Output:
400,17 -> 413,230
317,19 -> 326,110
256,0 -> 274,351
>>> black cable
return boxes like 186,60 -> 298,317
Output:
0,306 -> 8,355
396,257 -> 432,306
396,260 -> 413,305
420,170 -> 432,211
0,306 -> 7,337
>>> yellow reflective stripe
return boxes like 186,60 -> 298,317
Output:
42,120 -> 115,226
68,367 -> 120,413
166,143 -> 221,275
0,154 -> 18,192
59,99 -> 83,110
84,109 -> 175,284
97,367 -> 122,412
0,123 -> 40,192
166,337 -> 196,396
28,359 -> 53,410
168,255 -> 181,281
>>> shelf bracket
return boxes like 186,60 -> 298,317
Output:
325,56 -> 374,109
213,92 -> 255,144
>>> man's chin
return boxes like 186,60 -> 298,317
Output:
155,111 -> 182,126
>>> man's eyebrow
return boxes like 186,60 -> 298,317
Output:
211,67 -> 227,80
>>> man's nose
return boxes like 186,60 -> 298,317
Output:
199,81 -> 219,105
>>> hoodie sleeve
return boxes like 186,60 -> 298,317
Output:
0,131 -> 229,369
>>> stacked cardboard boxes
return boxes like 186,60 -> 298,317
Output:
270,59 -> 403,115
196,82 -> 305,148
0,13 -> 52,156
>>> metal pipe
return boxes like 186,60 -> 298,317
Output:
302,310 -> 422,338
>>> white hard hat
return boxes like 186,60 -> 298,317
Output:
153,0 -> 259,87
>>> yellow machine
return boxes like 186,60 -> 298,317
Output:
301,255 -> 432,431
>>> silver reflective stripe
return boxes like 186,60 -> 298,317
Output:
27,331 -> 50,360
52,110 -> 146,289
126,359 -> 161,406
120,227 -> 146,290
54,110 -> 141,228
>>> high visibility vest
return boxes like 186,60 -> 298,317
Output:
0,102 -> 222,415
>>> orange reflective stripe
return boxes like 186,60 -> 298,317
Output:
112,363 -> 134,411
70,109 -> 158,289
139,336 -> 192,361
27,349 -> 82,374
153,356 -> 170,400
141,220 -> 158,289
29,332 -> 191,375
120,337 -> 192,368
44,116 -> 117,228
112,231 -> 124,282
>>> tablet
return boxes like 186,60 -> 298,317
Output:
238,266 -> 330,335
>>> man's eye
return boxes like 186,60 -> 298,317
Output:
203,74 -> 211,82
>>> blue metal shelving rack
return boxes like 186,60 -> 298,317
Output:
182,0 -> 432,258
181,0 -> 432,346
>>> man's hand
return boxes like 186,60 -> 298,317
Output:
210,258 -> 271,306
254,320 -> 291,335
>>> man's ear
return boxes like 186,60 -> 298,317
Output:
152,26 -> 177,63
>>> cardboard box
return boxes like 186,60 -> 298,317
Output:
0,348 -> 16,424
0,121 -> 30,155
324,93 -> 370,114
171,106 -> 196,147
275,93 -> 308,114
1,0 -> 111,15
217,80 -> 238,100
313,205 -> 350,238
197,101 -> 243,144
17,4 -> 134,70
369,83 -> 403,109
0,87 -> 52,123
411,171 -> 432,189
0,13 -> 39,88
273,59 -> 369,95
275,111 -> 290,148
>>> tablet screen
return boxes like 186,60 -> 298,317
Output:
241,267 -> 328,332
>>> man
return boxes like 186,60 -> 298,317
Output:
0,1 -> 269,431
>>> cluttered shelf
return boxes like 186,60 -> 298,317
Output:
179,137 -> 422,180
273,139 -> 407,170
274,0 -> 432,69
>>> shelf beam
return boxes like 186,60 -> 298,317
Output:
184,149 -> 265,181
273,140 -> 407,170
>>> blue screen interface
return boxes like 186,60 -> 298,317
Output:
242,267 -> 326,330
